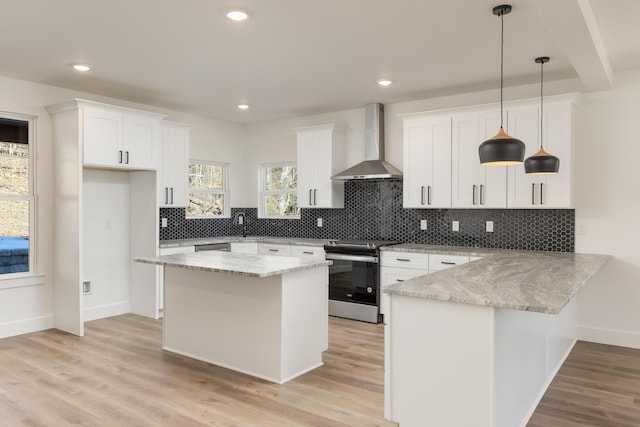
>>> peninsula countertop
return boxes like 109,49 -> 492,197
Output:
136,251 -> 330,278
382,248 -> 609,314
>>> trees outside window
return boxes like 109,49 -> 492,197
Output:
260,163 -> 299,218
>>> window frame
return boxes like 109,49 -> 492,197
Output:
0,112 -> 37,282
259,162 -> 300,219
186,160 -> 230,219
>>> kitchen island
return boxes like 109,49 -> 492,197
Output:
136,251 -> 330,384
382,249 -> 609,427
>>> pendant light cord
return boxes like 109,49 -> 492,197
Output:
500,10 -> 504,129
540,59 -> 544,150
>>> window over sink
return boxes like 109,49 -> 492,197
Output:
259,162 -> 299,218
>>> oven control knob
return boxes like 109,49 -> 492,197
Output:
366,286 -> 373,294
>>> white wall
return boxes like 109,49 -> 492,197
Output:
82,169 -> 132,321
574,70 -> 640,348
0,74 -> 244,338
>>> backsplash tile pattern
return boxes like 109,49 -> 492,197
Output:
160,180 -> 574,252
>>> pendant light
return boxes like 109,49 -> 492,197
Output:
524,56 -> 560,174
479,4 -> 526,166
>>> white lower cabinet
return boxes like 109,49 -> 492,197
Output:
230,242 -> 259,254
291,245 -> 326,260
258,243 -> 292,256
380,251 -> 430,323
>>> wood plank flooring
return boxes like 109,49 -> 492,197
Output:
0,315 -> 396,427
528,340 -> 640,427
1,315 -> 640,426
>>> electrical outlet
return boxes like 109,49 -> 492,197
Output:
576,222 -> 587,235
82,281 -> 91,294
161,218 -> 168,228
420,219 -> 427,230
452,221 -> 460,232
317,218 -> 323,227
486,221 -> 494,232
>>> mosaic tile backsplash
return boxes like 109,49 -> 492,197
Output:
160,180 -> 574,252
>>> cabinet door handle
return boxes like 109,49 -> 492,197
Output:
472,185 -> 477,205
396,258 -> 411,262
268,248 -> 279,252
427,186 -> 432,205
440,261 -> 457,265
302,251 -> 314,255
540,182 -> 544,205
118,150 -> 123,164
309,189 -> 313,205
170,187 -> 174,205
480,185 -> 484,205
314,189 -> 317,206
165,187 -> 169,205
125,151 -> 130,164
420,186 -> 425,205
397,279 -> 405,282
531,183 -> 536,205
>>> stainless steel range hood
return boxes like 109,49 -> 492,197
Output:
331,103 -> 402,180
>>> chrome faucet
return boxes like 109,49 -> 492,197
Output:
234,212 -> 247,237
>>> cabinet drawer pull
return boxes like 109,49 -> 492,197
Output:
118,150 -> 123,164
440,261 -> 457,265
397,279 -> 405,282
472,185 -> 477,205
268,249 -> 279,252
480,185 -> 484,205
302,251 -> 314,255
396,258 -> 411,262
531,183 -> 536,205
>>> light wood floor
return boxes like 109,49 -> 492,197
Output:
0,315 -> 396,427
1,316 -> 640,427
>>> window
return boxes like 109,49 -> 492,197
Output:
260,163 -> 299,218
187,161 -> 229,218
0,116 -> 34,276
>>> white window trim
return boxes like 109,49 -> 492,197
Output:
0,111 -> 38,285
258,162 -> 300,219
187,160 -> 230,219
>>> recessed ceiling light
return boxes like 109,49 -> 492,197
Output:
73,64 -> 92,72
377,79 -> 393,86
226,10 -> 249,21
237,104 -> 250,110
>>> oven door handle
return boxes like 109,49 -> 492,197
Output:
325,253 -> 379,263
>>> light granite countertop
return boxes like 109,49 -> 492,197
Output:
380,243 -> 510,257
135,251 -> 330,278
383,250 -> 609,314
160,236 -> 329,248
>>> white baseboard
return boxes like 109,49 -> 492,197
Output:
0,314 -> 55,339
83,301 -> 131,322
577,325 -> 640,349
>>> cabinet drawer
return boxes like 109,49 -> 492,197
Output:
291,245 -> 325,260
380,266 -> 429,286
258,243 -> 292,256
429,254 -> 470,272
381,251 -> 430,269
230,242 -> 258,254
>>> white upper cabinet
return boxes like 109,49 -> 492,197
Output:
296,124 -> 345,208
451,110 -> 507,208
402,114 -> 452,208
80,100 -> 163,169
507,97 -> 574,208
158,122 -> 190,207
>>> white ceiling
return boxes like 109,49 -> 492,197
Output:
0,0 -> 637,123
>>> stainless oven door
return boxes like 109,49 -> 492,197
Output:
325,253 -> 379,306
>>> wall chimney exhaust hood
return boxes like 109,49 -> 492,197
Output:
331,103 -> 402,180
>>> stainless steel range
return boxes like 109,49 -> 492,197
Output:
324,240 -> 400,323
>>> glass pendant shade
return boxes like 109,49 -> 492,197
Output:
479,127 -> 526,166
525,56 -> 560,175
479,4 -> 526,166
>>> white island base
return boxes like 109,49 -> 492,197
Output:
163,265 -> 328,384
386,294 -> 577,427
